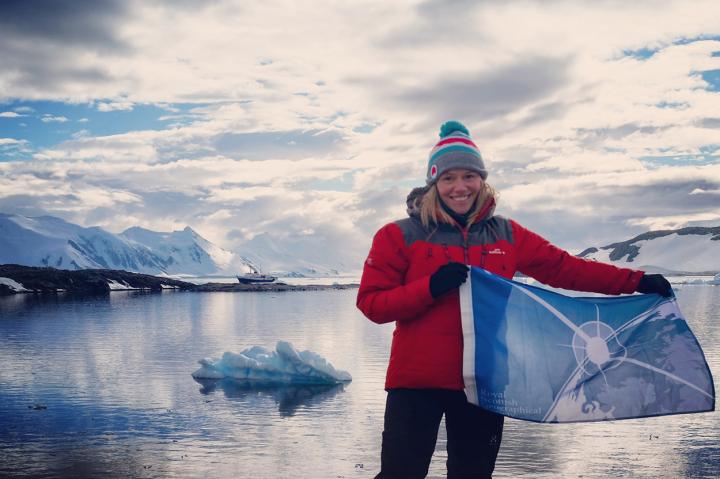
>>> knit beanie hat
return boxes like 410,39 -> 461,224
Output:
426,120 -> 487,184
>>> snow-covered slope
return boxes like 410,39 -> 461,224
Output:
0,214 -> 254,276
120,226 -> 254,276
0,214 -> 165,272
235,232 -> 357,277
578,226 -> 720,274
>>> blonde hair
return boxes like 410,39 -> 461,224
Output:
419,182 -> 497,228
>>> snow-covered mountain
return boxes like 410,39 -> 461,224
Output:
578,226 -> 720,274
235,232 -> 353,277
0,214 -> 255,276
120,226 -> 255,275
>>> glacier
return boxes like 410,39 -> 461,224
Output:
191,341 -> 352,384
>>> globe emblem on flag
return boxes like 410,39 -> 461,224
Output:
571,316 -> 627,376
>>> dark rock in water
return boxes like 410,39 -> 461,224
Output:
29,404 -> 47,410
0,264 -> 194,296
192,281 -> 358,293
0,264 -> 358,296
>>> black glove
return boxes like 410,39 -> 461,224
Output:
636,273 -> 673,298
429,262 -> 469,298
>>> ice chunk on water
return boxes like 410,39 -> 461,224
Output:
192,341 -> 352,384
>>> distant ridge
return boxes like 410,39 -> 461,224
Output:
578,226 -> 720,274
0,213 -> 351,277
0,213 -> 255,276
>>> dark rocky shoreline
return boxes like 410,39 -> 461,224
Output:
0,264 -> 358,296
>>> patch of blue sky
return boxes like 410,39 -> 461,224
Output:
602,146 -> 626,154
214,129 -> 345,160
621,35 -> 720,61
655,101 -> 688,109
699,69 -> 720,91
298,110 -> 347,126
699,145 -> 719,155
712,51 -> 720,58
0,141 -> 29,162
622,47 -> 658,60
353,123 -> 379,134
304,171 -> 357,192
640,148 -> 719,168
673,34 -> 720,46
0,100 -> 208,152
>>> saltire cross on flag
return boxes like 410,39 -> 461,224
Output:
460,267 -> 715,423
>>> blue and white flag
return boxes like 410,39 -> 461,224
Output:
460,267 -> 715,423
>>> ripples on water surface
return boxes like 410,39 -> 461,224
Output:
0,286 -> 718,478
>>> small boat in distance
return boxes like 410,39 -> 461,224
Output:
236,270 -> 277,284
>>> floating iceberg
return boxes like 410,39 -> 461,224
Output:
192,341 -> 352,384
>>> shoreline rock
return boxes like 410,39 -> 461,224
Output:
191,281 -> 358,292
0,264 -> 358,296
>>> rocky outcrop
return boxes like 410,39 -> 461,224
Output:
192,282 -> 358,293
0,264 -> 194,295
0,264 -> 358,296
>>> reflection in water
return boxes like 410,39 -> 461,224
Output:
683,443 -> 720,478
194,378 -> 347,416
0,286 -> 717,478
2,443 -> 152,479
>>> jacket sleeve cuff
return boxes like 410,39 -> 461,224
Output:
627,269 -> 645,294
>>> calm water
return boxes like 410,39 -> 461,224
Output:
0,285 -> 718,478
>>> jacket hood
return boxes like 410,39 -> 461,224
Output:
406,186 -> 429,217
405,185 -> 496,225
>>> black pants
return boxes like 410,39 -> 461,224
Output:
375,389 -> 503,479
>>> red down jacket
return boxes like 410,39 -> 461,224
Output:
356,197 -> 644,391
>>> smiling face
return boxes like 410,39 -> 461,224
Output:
436,168 -> 484,214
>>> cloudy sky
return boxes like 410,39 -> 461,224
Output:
1,0 -> 719,271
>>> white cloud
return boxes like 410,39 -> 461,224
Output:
97,100 -> 134,112
1,0 -> 720,268
0,111 -> 21,117
41,115 -> 69,123
690,187 -> 720,195
626,211 -> 720,231
0,138 -> 25,145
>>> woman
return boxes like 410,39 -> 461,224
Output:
356,121 -> 672,479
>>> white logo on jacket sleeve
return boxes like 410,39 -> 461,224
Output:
488,248 -> 506,255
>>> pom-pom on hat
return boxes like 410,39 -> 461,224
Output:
426,120 -> 487,184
